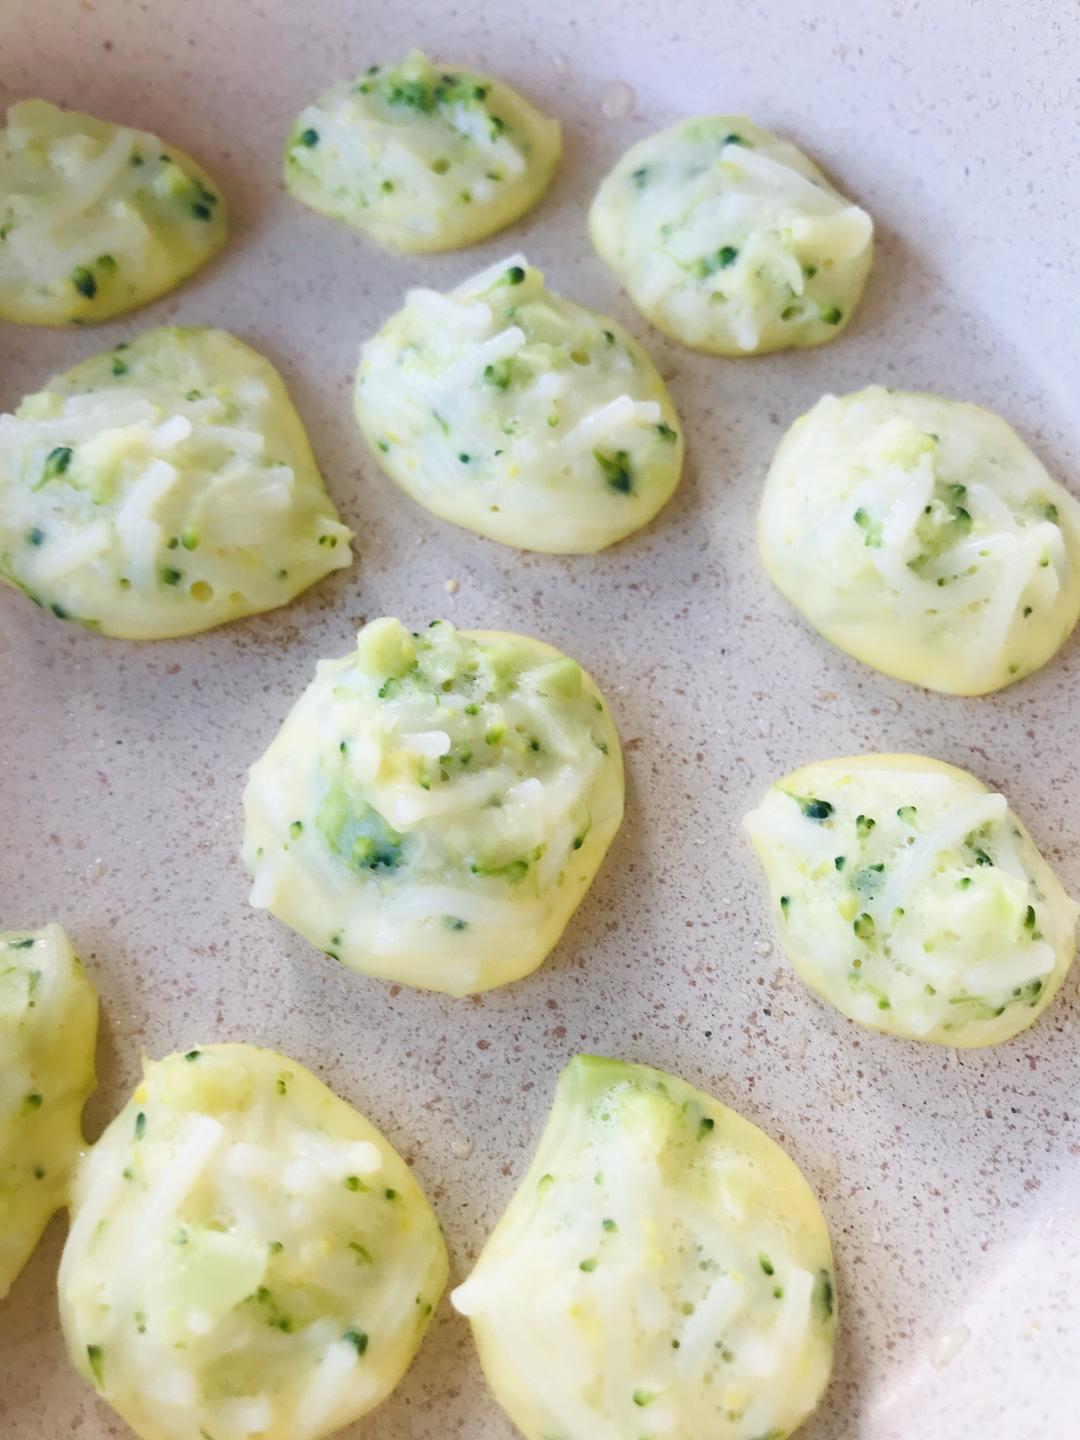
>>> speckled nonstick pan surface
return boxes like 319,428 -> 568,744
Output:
2,2 -> 1078,1436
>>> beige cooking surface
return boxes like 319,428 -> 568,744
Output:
1,2 -> 1078,1437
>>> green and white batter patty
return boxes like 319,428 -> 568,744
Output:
590,115 -> 873,355
0,326 -> 352,638
59,1044 -> 447,1440
453,1056 -> 836,1440
758,387 -> 1080,693
744,754 -> 1079,1046
243,619 -> 624,995
285,51 -> 560,252
1,923 -> 98,1298
0,99 -> 226,325
354,256 -> 683,552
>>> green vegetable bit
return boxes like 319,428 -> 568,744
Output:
853,863 -> 886,900
814,1268 -> 834,1317
86,1344 -> 105,1387
386,79 -> 437,111
799,797 -> 833,821
318,784 -> 405,873
471,856 -> 529,884
483,360 -> 512,390
593,448 -> 632,494
853,912 -> 875,940
853,508 -> 882,547
694,244 -> 739,278
41,445 -> 73,483
188,182 -> 219,221
71,266 -> 97,298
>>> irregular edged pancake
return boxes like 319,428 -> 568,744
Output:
59,1044 -> 448,1440
589,115 -> 872,355
0,99 -> 226,325
0,327 -> 352,638
453,1055 -> 836,1440
285,51 -> 560,252
354,255 -> 683,552
243,618 -> 624,994
758,387 -> 1080,693
0,923 -> 98,1298
744,754 -> 1079,1045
